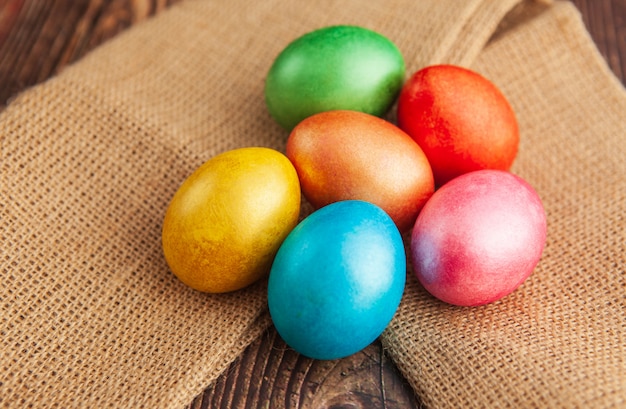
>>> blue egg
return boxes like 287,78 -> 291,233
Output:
267,200 -> 406,360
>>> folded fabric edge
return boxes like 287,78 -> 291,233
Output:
430,0 -> 529,67
0,71 -> 274,408
178,310 -> 273,406
381,2 -> 626,408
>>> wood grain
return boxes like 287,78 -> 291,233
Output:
0,0 -> 182,108
189,329 -> 421,409
573,0 -> 625,83
0,1 -> 624,408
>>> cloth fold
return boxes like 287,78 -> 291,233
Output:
383,3 -> 626,408
1,0 -> 624,407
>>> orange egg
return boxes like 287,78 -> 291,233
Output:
286,110 -> 434,232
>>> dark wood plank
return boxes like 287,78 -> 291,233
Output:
188,329 -> 421,409
0,0 -> 182,108
0,1 -> 624,408
572,0 -> 625,83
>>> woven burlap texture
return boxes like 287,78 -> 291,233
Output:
382,2 -> 626,408
1,0 -> 624,407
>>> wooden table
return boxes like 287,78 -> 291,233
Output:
1,1 -> 624,407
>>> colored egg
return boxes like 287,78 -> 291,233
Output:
286,110 -> 434,232
161,147 -> 301,293
397,64 -> 519,187
268,200 -> 406,360
411,170 -> 547,306
265,25 -> 406,130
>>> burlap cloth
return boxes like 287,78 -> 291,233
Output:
1,0 -> 624,407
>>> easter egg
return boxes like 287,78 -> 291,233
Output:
410,170 -> 547,306
268,200 -> 406,360
161,147 -> 301,293
286,110 -> 434,232
397,64 -> 519,187
265,25 -> 405,130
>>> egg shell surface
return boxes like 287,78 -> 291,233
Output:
287,110 -> 434,232
161,147 -> 301,293
397,64 -> 519,187
265,25 -> 405,130
268,200 -> 406,360
410,170 -> 547,306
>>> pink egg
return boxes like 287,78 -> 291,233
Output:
410,170 -> 547,306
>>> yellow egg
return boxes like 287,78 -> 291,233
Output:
162,147 -> 301,293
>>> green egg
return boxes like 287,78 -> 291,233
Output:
265,25 -> 406,130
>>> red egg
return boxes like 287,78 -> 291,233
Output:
397,64 -> 519,187
410,170 -> 547,306
286,110 -> 434,232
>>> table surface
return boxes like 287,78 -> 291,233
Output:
1,1 -> 624,408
